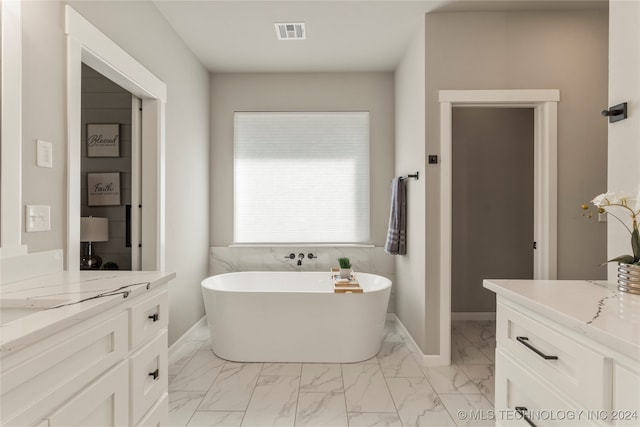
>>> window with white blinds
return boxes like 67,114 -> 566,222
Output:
234,111 -> 370,244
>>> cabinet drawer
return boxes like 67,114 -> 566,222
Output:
48,360 -> 129,427
497,301 -> 610,410
496,349 -> 596,427
130,330 -> 168,425
130,291 -> 168,349
613,364 -> 640,426
1,312 -> 128,426
136,392 -> 168,427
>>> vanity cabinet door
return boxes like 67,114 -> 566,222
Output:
135,393 -> 168,427
613,364 -> 640,426
130,330 -> 168,425
48,360 -> 129,427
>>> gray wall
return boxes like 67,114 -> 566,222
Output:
21,0 -> 66,253
210,72 -> 395,247
394,9 -> 608,354
81,64 -> 132,271
452,107 -> 534,313
394,25 -> 427,350
21,1 -> 210,344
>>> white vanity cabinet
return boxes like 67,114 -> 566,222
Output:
485,280 -> 640,427
0,272 -> 173,427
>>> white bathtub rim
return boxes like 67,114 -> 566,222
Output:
201,270 -> 391,293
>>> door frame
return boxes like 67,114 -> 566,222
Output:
131,96 -> 142,270
65,6 -> 167,271
439,89 -> 559,365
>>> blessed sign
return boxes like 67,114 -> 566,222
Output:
88,172 -> 121,206
87,124 -> 120,157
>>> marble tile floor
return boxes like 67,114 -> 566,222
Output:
168,319 -> 496,427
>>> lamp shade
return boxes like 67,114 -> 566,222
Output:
80,217 -> 109,242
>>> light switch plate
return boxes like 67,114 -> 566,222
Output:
37,139 -> 53,168
26,205 -> 51,232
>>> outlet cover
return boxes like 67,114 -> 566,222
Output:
26,205 -> 51,232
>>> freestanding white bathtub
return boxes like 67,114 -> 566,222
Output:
201,271 -> 391,363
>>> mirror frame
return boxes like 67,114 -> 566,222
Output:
1,0 -> 26,256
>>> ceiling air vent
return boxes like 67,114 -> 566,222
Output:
275,23 -> 306,40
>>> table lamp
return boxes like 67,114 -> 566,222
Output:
80,216 -> 109,269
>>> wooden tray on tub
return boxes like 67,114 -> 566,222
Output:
332,270 -> 362,293
334,286 -> 363,293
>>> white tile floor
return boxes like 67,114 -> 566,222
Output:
168,319 -> 496,427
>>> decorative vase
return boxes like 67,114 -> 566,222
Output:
339,268 -> 351,279
617,263 -> 640,295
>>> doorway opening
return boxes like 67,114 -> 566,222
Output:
449,107 -> 534,371
80,64 -> 142,271
65,5 -> 166,271
451,107 -> 534,317
439,89 -> 559,365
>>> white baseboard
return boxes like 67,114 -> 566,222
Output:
451,312 -> 496,321
168,316 -> 206,358
387,313 -> 450,367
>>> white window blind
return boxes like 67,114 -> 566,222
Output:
234,111 -> 370,244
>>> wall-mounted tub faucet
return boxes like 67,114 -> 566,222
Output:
297,253 -> 305,266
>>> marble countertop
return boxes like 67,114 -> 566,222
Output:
0,270 -> 175,356
483,279 -> 640,361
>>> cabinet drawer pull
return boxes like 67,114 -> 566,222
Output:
515,407 -> 537,427
149,369 -> 159,380
516,406 -> 536,427
516,336 -> 558,360
148,313 -> 159,322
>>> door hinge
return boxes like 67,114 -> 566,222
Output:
533,241 -> 537,250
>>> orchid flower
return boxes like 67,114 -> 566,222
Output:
589,187 -> 640,265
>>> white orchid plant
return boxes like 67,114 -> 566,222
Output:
582,188 -> 640,265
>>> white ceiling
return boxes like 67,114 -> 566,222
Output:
152,0 -> 607,73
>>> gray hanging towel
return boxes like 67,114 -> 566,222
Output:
384,177 -> 407,255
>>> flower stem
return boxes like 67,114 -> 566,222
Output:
601,204 -> 635,234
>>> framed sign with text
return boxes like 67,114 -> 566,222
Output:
87,172 -> 121,206
87,123 -> 120,157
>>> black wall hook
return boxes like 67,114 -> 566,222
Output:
601,102 -> 628,123
400,171 -> 419,181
